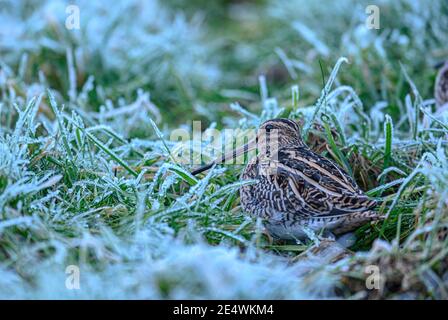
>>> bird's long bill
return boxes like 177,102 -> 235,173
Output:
191,138 -> 257,176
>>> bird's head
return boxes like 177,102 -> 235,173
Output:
191,118 -> 304,175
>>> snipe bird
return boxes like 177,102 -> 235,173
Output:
191,119 -> 382,240
435,61 -> 448,108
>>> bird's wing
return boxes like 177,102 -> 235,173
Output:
255,146 -> 376,218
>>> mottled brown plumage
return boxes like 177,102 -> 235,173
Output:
192,118 -> 383,240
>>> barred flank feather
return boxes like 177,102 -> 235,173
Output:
239,119 -> 382,240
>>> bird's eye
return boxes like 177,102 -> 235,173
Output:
265,124 -> 274,132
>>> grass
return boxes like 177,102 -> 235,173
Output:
0,0 -> 447,299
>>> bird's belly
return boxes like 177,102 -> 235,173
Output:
265,217 -> 345,240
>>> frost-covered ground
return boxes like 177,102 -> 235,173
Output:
0,0 -> 447,299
